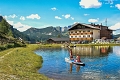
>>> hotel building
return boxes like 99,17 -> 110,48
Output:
68,23 -> 113,43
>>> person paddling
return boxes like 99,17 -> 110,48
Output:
75,55 -> 81,62
69,49 -> 73,60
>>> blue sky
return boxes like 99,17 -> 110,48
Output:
0,0 -> 120,34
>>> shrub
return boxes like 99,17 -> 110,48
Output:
0,46 -> 6,51
14,42 -> 26,47
5,43 -> 14,48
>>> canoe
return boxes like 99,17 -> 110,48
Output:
65,57 -> 85,66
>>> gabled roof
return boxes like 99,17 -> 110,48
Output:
107,28 -> 115,31
68,23 -> 100,31
48,38 -> 69,42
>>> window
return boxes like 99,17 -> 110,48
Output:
88,30 -> 90,32
81,35 -> 83,38
82,26 -> 85,29
70,31 -> 73,34
90,35 -> 92,37
88,35 -> 90,37
78,25 -> 81,28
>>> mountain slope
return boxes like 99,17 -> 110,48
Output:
0,16 -> 14,43
0,16 -> 25,48
114,34 -> 120,39
0,16 -> 69,42
23,26 -> 69,41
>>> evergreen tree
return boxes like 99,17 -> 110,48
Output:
0,19 -> 11,35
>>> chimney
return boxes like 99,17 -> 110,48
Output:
91,23 -> 93,26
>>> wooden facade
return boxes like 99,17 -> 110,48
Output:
69,23 -> 113,43
90,24 -> 113,39
68,23 -> 100,43
47,38 -> 70,43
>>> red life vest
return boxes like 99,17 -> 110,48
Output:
76,56 -> 81,62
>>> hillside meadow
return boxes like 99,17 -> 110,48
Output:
0,44 -> 50,80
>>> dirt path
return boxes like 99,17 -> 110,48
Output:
0,50 -> 14,61
0,49 -> 20,80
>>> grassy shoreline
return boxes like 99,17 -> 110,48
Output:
0,44 -> 49,80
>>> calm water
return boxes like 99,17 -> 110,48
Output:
35,46 -> 120,80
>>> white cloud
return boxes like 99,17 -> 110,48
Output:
13,22 -> 31,32
74,22 -> 79,24
109,22 -> 120,35
105,0 -> 113,4
79,0 -> 102,8
71,17 -> 74,20
109,22 -> 120,30
55,16 -> 62,19
62,14 -> 71,19
110,6 -> 114,8
62,14 -> 74,20
3,15 -> 8,19
65,14 -> 70,19
51,7 -> 57,11
115,4 -> 120,10
9,14 -> 17,18
4,14 -> 17,19
84,14 -> 89,16
88,18 -> 99,23
7,20 -> 14,25
20,16 -> 25,20
7,20 -> 31,32
26,14 -> 41,19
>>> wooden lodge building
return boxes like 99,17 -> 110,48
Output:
68,23 -> 113,43
47,38 -> 70,43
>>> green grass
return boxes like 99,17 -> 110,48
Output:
0,44 -> 49,80
39,43 -> 62,48
0,43 -> 26,51
0,48 -> 14,57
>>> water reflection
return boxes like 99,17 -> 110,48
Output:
71,46 -> 112,57
35,46 -> 120,80
69,63 -> 81,73
113,46 -> 120,56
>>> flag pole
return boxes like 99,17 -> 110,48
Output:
105,18 -> 107,26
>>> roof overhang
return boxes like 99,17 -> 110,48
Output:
68,23 -> 100,31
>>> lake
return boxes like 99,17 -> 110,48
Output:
35,46 -> 120,80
